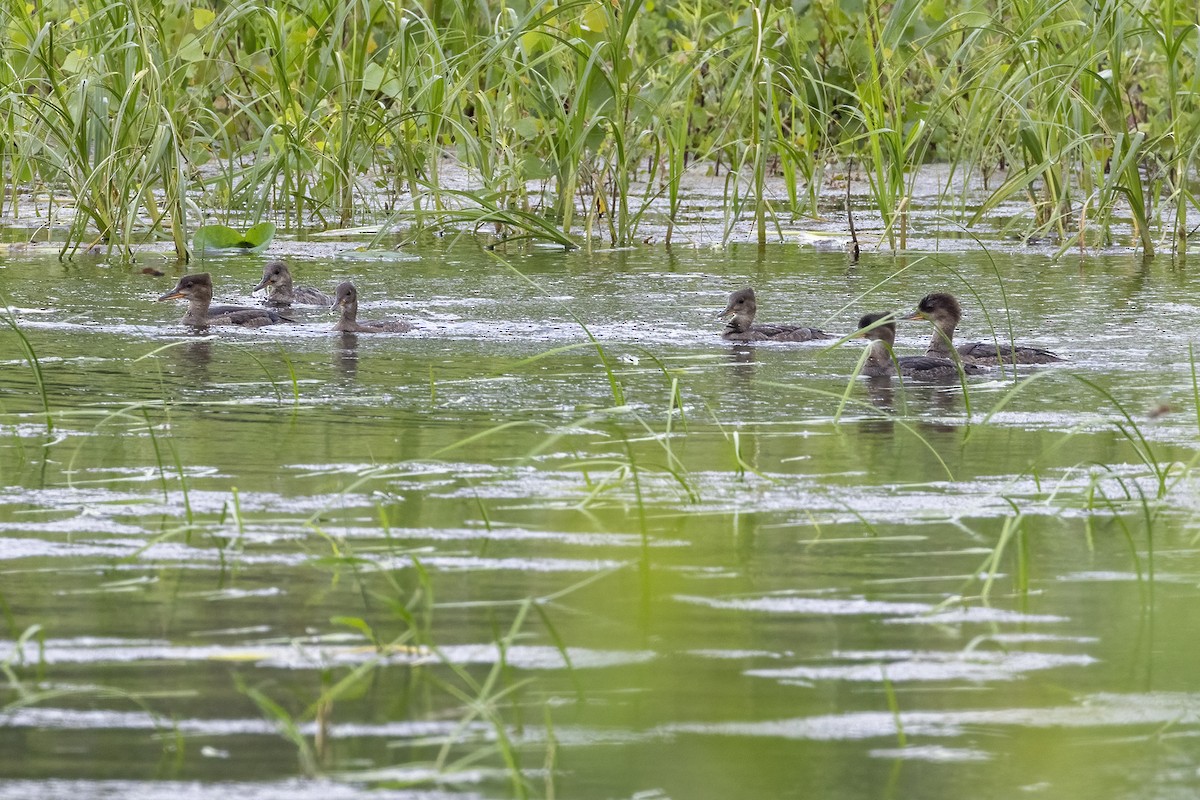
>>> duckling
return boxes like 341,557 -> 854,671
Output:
904,293 -> 1063,365
158,273 -> 290,329
251,260 -> 333,307
333,282 -> 413,333
719,287 -> 834,342
858,312 -> 984,381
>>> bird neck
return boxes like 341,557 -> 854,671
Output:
926,317 -> 958,358
183,296 -> 212,327
866,339 -> 894,371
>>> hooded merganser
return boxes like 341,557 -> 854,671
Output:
904,293 -> 1063,365
158,273 -> 289,328
333,282 -> 413,333
251,260 -> 333,307
719,287 -> 834,342
858,312 -> 984,381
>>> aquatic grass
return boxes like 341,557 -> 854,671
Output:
769,379 -> 956,480
1092,473 -> 1151,604
6,0 -> 194,259
140,407 -> 171,502
237,674 -> 320,776
2,624 -> 45,679
438,617 -> 535,799
1139,0 -> 1200,255
0,592 -> 15,640
841,0 -> 922,250
1191,344 -> 1200,435
541,703 -> 559,800
241,349 -> 291,407
492,252 -> 623,405
229,486 -> 246,546
973,504 -> 1026,604
166,433 -> 194,527
422,188 -> 580,249
4,0 -> 1199,249
880,666 -> 906,748
1071,374 -> 1176,499
278,347 -> 301,407
0,307 -> 52,433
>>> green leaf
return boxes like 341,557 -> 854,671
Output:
62,48 -> 87,74
243,222 -> 276,248
514,117 -> 540,140
178,34 -> 206,63
193,7 -> 215,29
193,223 -> 276,253
362,62 -> 385,92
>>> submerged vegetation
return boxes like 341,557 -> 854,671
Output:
0,0 -> 1197,255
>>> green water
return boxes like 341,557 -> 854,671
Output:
2,245 -> 1200,799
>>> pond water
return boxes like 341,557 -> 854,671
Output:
2,241 -> 1200,799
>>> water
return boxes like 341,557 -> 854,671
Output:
2,243 -> 1200,799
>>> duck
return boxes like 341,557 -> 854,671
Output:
857,312 -> 985,381
719,287 -> 834,342
333,282 -> 413,333
251,260 -> 333,307
158,273 -> 290,328
903,293 -> 1063,365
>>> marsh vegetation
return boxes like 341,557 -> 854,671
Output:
3,1 -> 1200,798
0,0 -> 1197,255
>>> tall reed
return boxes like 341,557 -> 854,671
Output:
0,0 -> 1195,250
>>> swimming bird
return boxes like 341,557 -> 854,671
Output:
251,260 -> 333,307
333,282 -> 413,333
904,293 -> 1062,365
158,273 -> 290,329
857,312 -> 984,381
719,287 -> 834,342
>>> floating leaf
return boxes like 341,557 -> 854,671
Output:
243,222 -> 276,247
193,222 -> 276,253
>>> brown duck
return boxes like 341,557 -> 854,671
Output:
251,260 -> 333,307
158,273 -> 289,328
719,287 -> 834,342
858,312 -> 984,381
904,293 -> 1063,365
333,282 -> 413,333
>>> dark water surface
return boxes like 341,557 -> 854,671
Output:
2,244 -> 1200,799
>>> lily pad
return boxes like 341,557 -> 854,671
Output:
193,222 -> 276,253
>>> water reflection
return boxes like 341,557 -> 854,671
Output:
900,383 -> 959,414
175,338 -> 212,381
334,333 -> 359,380
727,344 -> 756,379
864,376 -> 895,410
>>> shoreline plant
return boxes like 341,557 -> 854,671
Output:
0,0 -> 1194,257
